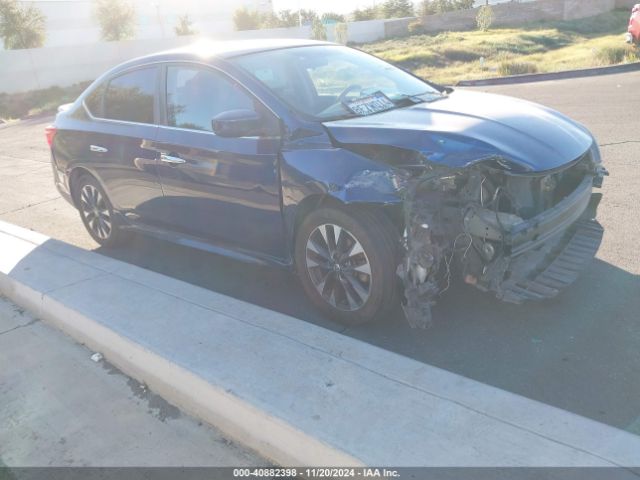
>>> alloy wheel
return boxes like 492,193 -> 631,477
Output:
305,223 -> 372,311
79,184 -> 112,240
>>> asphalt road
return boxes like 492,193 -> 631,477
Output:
1,71 -> 639,434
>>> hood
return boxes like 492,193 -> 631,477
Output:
323,90 -> 595,173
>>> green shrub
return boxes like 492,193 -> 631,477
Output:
476,5 -> 494,32
498,61 -> 538,76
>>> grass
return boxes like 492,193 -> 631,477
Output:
360,9 -> 640,85
0,81 -> 90,122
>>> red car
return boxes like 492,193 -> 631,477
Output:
627,4 -> 640,44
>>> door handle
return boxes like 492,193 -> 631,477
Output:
160,153 -> 186,165
90,144 -> 108,153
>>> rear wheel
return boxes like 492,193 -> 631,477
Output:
294,206 -> 400,326
75,175 -> 128,247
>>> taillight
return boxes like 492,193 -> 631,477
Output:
45,125 -> 57,148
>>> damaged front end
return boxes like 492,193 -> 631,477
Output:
399,147 -> 608,328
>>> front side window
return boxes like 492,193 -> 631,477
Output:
166,66 -> 254,132
103,68 -> 156,124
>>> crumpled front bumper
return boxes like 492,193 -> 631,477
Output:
496,216 -> 603,303
467,176 -> 604,303
465,175 -> 596,256
400,155 -> 607,327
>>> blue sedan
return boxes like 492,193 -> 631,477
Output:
48,39 -> 607,327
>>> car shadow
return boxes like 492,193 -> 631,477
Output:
96,233 -> 640,433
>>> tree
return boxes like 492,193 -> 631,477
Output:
174,14 -> 196,36
94,0 -> 136,41
0,0 -> 46,49
321,12 -> 345,23
233,7 -> 261,30
260,11 -> 283,28
454,0 -> 474,9
277,9 -> 299,27
381,0 -> 414,19
476,5 -> 493,31
419,0 -> 474,16
334,22 -> 348,44
311,17 -> 326,40
352,5 -> 380,21
299,9 -> 319,25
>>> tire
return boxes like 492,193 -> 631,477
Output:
74,174 -> 128,248
294,206 -> 400,326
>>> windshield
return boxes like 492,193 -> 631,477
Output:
230,45 -> 441,120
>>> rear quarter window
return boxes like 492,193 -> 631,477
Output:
84,83 -> 105,117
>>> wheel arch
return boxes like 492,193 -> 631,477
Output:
289,193 -> 404,266
68,167 -> 102,207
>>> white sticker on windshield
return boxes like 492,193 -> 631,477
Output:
344,91 -> 395,116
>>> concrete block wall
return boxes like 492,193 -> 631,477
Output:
420,0 -> 623,34
383,17 -> 418,38
563,0 -> 616,20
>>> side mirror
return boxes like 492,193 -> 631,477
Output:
211,109 -> 261,138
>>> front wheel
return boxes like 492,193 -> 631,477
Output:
294,206 -> 400,326
75,175 -> 128,247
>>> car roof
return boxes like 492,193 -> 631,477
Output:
113,38 -> 332,73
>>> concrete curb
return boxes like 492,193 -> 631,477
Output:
2,220 -> 640,467
456,62 -> 640,87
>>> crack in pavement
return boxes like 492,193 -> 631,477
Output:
600,141 -> 640,148
0,196 -> 61,216
0,317 -> 40,336
0,153 -> 49,164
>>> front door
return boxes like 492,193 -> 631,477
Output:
152,64 -> 286,261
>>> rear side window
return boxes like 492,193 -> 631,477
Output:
103,68 -> 156,124
166,66 -> 254,132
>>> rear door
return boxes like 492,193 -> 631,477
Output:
81,66 -> 165,225
151,64 -> 285,261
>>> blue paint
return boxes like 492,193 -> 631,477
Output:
51,40 -> 598,267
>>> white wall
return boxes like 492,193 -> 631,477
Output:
0,26 -> 313,94
0,12 -> 415,95
11,0 -> 274,49
325,18 -> 387,43
347,19 -> 387,43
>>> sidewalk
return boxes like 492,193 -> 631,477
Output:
2,220 -> 640,467
0,295 -> 265,467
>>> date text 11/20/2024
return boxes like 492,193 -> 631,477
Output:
232,468 -> 400,478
